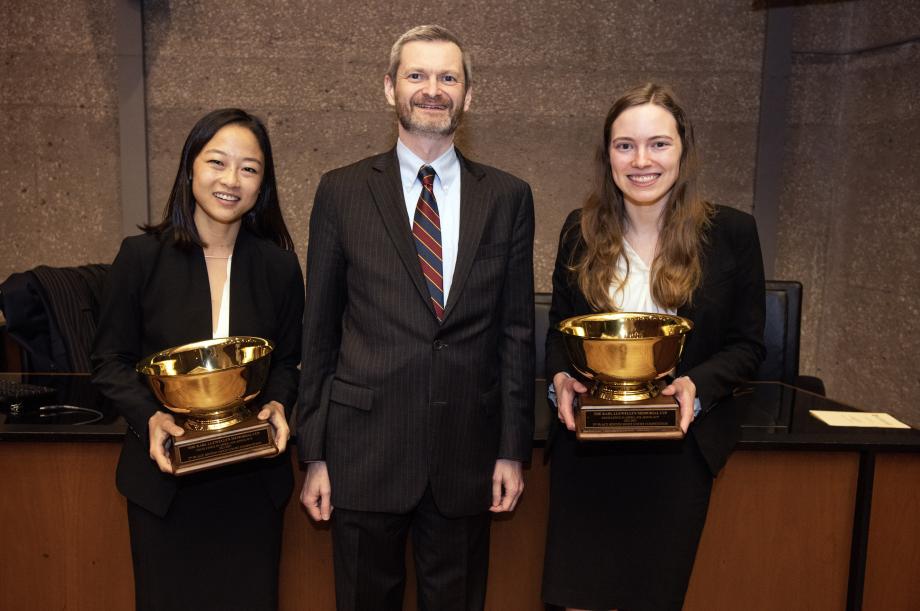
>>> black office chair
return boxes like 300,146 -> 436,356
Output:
758,280 -> 825,395
534,293 -> 552,379
533,294 -> 554,440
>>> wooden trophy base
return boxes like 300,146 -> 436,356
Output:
170,415 -> 278,476
576,381 -> 684,441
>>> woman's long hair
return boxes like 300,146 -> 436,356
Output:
571,83 -> 713,310
143,108 -> 294,251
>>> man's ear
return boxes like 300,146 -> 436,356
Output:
463,86 -> 472,112
384,74 -> 396,107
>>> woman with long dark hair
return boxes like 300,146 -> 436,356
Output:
541,84 -> 766,611
92,108 -> 303,611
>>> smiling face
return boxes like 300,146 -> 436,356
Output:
384,40 -> 472,138
608,103 -> 683,210
190,124 -> 264,231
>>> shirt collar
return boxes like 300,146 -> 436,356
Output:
396,139 -> 460,193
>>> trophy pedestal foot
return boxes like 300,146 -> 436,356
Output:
170,414 -> 279,476
576,381 -> 684,441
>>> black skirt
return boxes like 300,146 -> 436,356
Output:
126,463 -> 289,611
542,427 -> 713,611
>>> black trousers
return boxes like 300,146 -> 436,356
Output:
331,486 -> 492,611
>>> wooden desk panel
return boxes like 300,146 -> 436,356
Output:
863,453 -> 920,611
485,457 -> 550,610
277,473 -> 336,611
0,443 -> 133,611
685,450 -> 858,611
0,444 -> 890,611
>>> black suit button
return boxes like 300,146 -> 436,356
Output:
433,340 -> 447,351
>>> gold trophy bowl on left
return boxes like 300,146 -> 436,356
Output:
138,336 -> 273,430
137,336 -> 278,475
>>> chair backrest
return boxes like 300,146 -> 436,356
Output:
534,281 -> 803,385
534,293 -> 552,379
757,280 -> 803,385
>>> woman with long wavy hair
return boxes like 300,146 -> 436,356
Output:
541,84 -> 766,611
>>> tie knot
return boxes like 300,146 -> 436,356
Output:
418,165 -> 436,188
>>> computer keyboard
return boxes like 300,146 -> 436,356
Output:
0,378 -> 56,405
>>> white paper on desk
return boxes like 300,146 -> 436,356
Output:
809,410 -> 910,429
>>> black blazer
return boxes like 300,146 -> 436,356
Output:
92,228 -> 304,516
545,205 -> 766,475
296,148 -> 535,517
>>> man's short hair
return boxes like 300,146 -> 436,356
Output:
387,24 -> 472,87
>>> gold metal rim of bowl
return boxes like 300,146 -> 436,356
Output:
135,336 -> 274,377
556,312 -> 693,339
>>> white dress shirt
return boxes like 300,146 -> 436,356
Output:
396,139 -> 461,303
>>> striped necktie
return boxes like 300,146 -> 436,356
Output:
412,165 -> 445,320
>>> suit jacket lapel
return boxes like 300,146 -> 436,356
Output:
164,231 -> 213,342
368,150 -> 434,314
444,150 -> 489,321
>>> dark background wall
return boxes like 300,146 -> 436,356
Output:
2,0 -> 918,426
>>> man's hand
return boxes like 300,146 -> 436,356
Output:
490,458 -> 524,513
660,375 -> 697,433
257,400 -> 290,453
148,411 -> 184,474
553,372 -> 588,431
300,461 -> 333,521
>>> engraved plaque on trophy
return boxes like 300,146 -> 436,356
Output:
558,313 -> 693,440
137,337 -> 279,475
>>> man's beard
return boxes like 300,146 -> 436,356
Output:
395,91 -> 465,137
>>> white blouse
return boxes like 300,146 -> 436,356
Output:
609,240 -> 675,315
213,255 -> 232,339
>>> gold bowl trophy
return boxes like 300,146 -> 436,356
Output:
137,336 -> 279,475
558,313 -> 693,440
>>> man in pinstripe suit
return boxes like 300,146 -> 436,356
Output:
296,24 -> 535,611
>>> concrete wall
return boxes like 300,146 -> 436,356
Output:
2,0 -> 918,425
0,0 -> 121,276
777,0 -> 920,423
